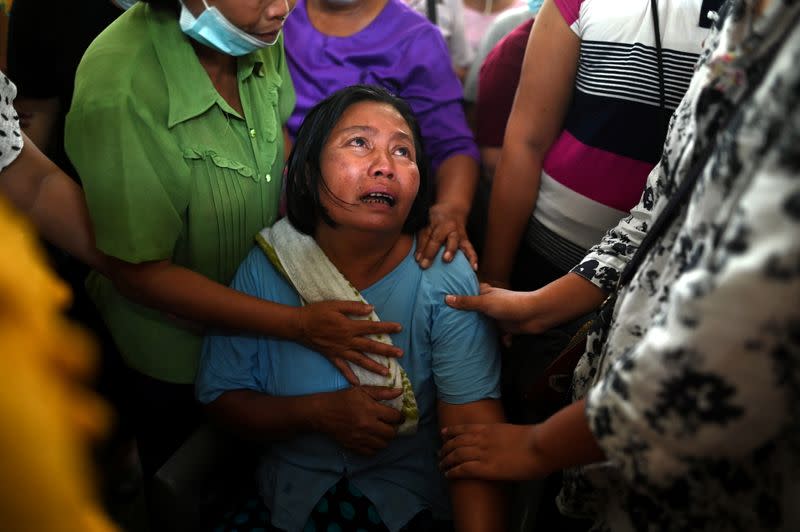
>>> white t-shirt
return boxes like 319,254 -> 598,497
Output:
406,0 -> 474,69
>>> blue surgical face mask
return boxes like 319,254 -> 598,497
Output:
527,0 -> 543,14
179,0 -> 286,57
112,0 -> 138,10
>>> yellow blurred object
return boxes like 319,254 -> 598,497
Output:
0,0 -> 11,15
0,196 -> 116,532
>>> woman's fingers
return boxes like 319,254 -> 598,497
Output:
441,423 -> 546,481
340,350 -> 391,376
441,231 -> 460,263
439,445 -> 483,473
361,385 -> 403,402
459,238 -> 479,271
332,358 -> 360,385
439,428 -> 488,477
441,424 -> 483,446
442,461 -> 486,479
332,300 -> 375,316
444,293 -> 489,312
414,227 -> 433,265
418,229 -> 449,268
351,335 -> 403,359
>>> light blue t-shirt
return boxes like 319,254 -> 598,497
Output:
197,241 -> 501,532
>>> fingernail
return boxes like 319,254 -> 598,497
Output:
415,253 -> 421,261
443,252 -> 452,261
445,295 -> 455,304
472,262 -> 478,271
420,259 -> 430,269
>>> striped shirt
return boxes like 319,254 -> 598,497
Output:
527,0 -> 716,271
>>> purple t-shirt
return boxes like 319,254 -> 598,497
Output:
284,0 -> 478,171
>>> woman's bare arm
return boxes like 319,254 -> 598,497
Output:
438,399 -> 507,532
440,399 -> 605,480
480,0 -> 581,286
0,131 -> 108,273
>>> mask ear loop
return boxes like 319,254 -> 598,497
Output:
280,0 -> 292,21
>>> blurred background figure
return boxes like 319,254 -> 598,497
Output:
462,0 -> 526,58
6,0 -> 140,521
0,196 -> 117,532
0,68 -> 116,532
462,4 -> 532,124
405,0 -> 474,81
475,17 -> 533,181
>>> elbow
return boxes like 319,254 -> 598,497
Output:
106,264 -> 143,301
104,258 -> 166,303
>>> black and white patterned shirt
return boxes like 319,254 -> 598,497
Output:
0,72 -> 22,171
563,0 -> 800,529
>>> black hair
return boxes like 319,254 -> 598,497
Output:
286,84 -> 431,236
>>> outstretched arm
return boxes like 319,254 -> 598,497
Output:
0,131 -> 108,274
446,273 -> 606,335
105,257 -> 404,382
440,399 -> 605,481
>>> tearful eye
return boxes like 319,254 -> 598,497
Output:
394,146 -> 411,157
349,137 -> 367,148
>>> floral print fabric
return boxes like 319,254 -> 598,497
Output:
564,0 -> 800,529
0,72 -> 22,171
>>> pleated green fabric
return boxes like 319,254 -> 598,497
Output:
65,4 -> 295,383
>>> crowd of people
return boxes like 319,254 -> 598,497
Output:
0,0 -> 797,531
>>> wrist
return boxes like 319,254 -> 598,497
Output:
522,289 -> 553,334
526,424 -> 553,478
431,201 -> 470,222
304,393 -> 327,433
289,306 -> 307,344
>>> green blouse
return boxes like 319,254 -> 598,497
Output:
66,4 -> 295,383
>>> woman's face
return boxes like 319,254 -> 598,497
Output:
187,0 -> 294,43
318,101 -> 420,236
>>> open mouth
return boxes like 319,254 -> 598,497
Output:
360,192 -> 396,207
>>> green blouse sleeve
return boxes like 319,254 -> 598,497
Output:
66,94 -> 189,264
276,34 -> 296,126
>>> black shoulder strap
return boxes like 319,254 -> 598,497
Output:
617,22 -> 784,289
426,0 -> 437,25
